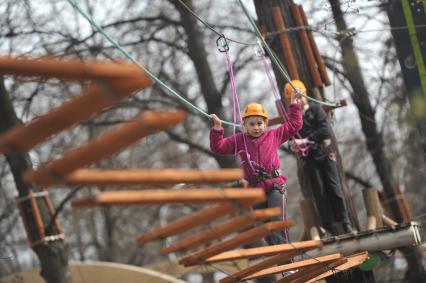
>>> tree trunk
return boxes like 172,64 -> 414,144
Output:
328,0 -> 426,282
0,79 -> 71,283
172,0 -> 237,169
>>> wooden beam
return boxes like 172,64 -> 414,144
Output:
179,220 -> 293,266
71,188 -> 266,207
63,168 -> 243,186
277,257 -> 348,283
160,207 -> 281,255
291,5 -> 322,87
23,110 -> 185,186
243,253 -> 343,281
305,252 -> 369,283
0,56 -> 147,80
205,240 -> 322,263
299,5 -> 331,86
363,187 -> 383,229
220,251 -> 299,283
0,78 -> 151,155
137,201 -> 264,243
272,6 -> 299,80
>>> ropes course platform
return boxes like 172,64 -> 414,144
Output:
1,56 -> 423,283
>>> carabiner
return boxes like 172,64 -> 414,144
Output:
216,35 -> 229,52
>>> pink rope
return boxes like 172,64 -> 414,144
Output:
223,49 -> 257,174
259,52 -> 311,156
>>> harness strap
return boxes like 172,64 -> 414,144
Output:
248,169 -> 281,186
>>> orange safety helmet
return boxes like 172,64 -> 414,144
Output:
284,80 -> 306,99
242,103 -> 268,119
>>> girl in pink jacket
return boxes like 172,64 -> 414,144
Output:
209,93 -> 303,244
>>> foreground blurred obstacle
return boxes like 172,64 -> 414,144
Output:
71,188 -> 266,207
23,110 -> 186,186
0,56 -> 152,155
61,168 -> 244,186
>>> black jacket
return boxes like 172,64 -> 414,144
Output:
300,103 -> 331,160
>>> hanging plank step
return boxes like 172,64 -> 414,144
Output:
220,251 -> 300,283
0,56 -> 147,80
137,201 -> 265,243
160,207 -> 281,255
304,252 -> 369,283
71,188 -> 265,207
0,79 -> 152,155
62,168 -> 243,186
277,256 -> 348,283
23,110 -> 185,186
242,253 -> 344,281
179,220 -> 293,267
205,240 -> 322,263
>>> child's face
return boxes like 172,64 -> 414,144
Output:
244,116 -> 267,138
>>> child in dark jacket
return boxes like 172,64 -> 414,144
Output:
209,92 -> 303,244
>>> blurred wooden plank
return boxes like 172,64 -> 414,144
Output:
243,253 -> 343,281
205,240 -> 322,263
220,251 -> 299,283
161,207 -> 281,255
179,220 -> 293,266
63,168 -> 243,186
0,56 -> 147,80
305,252 -> 369,283
137,200 -> 265,243
23,110 -> 185,186
278,257 -> 348,283
0,78 -> 151,155
72,188 -> 265,207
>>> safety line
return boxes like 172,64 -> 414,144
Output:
66,0 -> 237,127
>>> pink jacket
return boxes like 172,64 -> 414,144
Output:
210,103 -> 303,191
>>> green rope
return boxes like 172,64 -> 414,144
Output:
66,0 -> 237,127
236,0 -> 340,107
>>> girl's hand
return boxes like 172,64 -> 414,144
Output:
291,88 -> 303,105
210,114 -> 222,129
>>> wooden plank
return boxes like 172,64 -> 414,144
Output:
23,110 -> 185,186
242,253 -> 343,281
220,251 -> 299,283
291,5 -> 322,87
272,6 -> 299,80
0,56 -> 147,80
179,221 -> 293,266
137,201 -> 264,243
63,168 -> 243,186
305,252 -> 369,283
0,78 -> 151,155
71,188 -> 265,207
160,207 -> 281,255
205,240 -> 322,263
299,5 -> 331,86
279,257 -> 348,283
